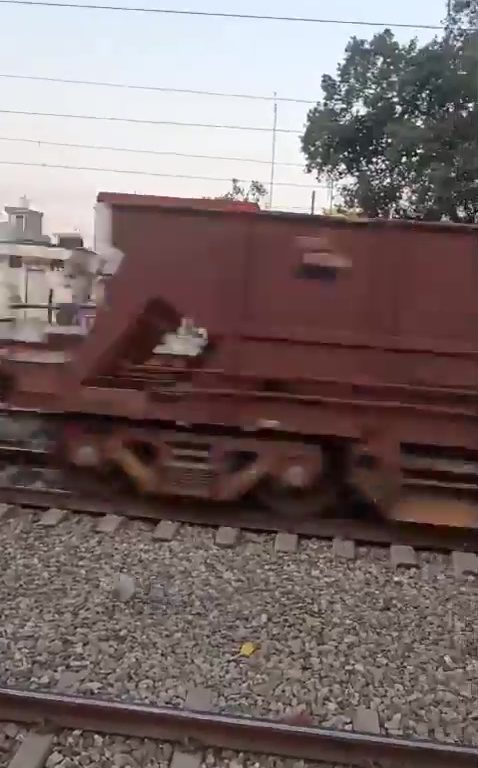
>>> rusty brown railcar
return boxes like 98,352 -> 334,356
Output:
3,193 -> 478,527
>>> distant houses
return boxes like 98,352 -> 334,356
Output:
0,197 -> 94,327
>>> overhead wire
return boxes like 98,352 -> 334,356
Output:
0,1 -> 447,31
0,5 -> 345,201
0,108 -> 301,134
0,73 -> 314,105
0,159 -> 324,189
0,136 -> 305,168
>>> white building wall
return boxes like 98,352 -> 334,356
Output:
0,200 -> 60,321
0,260 -> 51,320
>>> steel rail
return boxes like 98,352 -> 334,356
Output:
0,687 -> 477,768
2,482 -> 478,552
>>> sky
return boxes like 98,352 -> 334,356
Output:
0,0 -> 445,243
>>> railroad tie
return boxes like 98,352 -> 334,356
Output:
153,520 -> 181,541
38,508 -> 68,527
353,706 -> 381,735
452,551 -> 478,578
274,532 -> 299,553
332,537 -> 356,560
170,751 -> 201,768
215,526 -> 240,548
390,544 -> 418,569
95,514 -> 123,534
170,686 -> 215,768
8,732 -> 54,768
185,686 -> 214,712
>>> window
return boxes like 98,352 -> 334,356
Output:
8,254 -> 22,269
295,234 -> 351,281
14,214 -> 25,233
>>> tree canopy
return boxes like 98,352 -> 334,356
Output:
220,179 -> 267,204
301,0 -> 478,221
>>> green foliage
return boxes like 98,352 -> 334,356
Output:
325,206 -> 363,218
301,1 -> 478,221
220,178 -> 267,204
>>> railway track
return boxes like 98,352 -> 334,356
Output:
2,462 -> 478,553
1,490 -> 478,579
2,496 -> 478,575
1,437 -> 478,762
0,399 -> 478,553
1,502 -> 477,744
1,687 -> 478,768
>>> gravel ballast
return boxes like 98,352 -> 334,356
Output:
0,512 -> 477,745
42,731 -> 351,768
0,722 -> 28,768
45,730 -> 173,768
200,751 -> 352,768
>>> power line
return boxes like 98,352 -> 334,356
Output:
0,108 -> 301,134
0,73 -> 314,105
0,135 -> 305,168
0,159 -> 324,188
0,1 -> 446,31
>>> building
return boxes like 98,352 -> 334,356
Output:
0,197 -> 53,316
0,198 -> 113,342
0,198 -> 79,321
0,196 -> 51,245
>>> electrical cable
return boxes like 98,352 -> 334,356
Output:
0,1 -> 446,31
0,107 -> 301,134
0,73 -> 314,105
0,135 -> 305,168
0,158 -> 325,188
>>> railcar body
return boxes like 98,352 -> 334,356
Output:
2,192 -> 478,527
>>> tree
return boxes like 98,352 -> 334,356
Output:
220,178 -> 267,204
325,206 -> 363,219
301,1 -> 478,221
449,0 -> 478,32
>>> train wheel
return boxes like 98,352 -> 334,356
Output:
254,449 -> 334,518
255,477 -> 334,518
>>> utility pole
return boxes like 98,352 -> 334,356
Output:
269,93 -> 278,210
328,179 -> 335,213
310,190 -> 316,215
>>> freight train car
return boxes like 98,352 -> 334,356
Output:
2,192 -> 478,529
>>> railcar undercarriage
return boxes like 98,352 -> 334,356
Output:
0,405 -> 477,532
